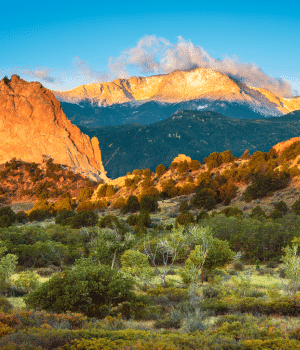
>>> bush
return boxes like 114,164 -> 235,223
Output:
13,270 -> 41,294
178,183 -> 196,195
250,205 -> 266,219
177,160 -> 189,174
105,185 -> 115,197
292,199 -> 300,215
16,211 -> 28,224
219,207 -> 243,217
71,211 -> 98,229
97,184 -> 108,198
78,187 -> 93,202
233,261 -> 245,271
196,210 -> 209,222
121,195 -> 140,214
132,169 -> 142,176
24,265 -> 136,318
99,214 -> 122,229
202,285 -> 222,299
53,197 -> 75,213
275,200 -> 288,214
179,200 -> 189,212
0,207 -> 16,227
204,152 -> 223,170
189,160 -> 201,171
112,197 -> 126,209
175,211 -> 195,227
55,210 -> 76,226
269,209 -> 283,219
126,214 -> 140,226
28,209 -> 51,222
0,297 -> 13,313
140,196 -> 158,213
156,164 -> 166,177
266,260 -> 278,268
76,201 -> 95,212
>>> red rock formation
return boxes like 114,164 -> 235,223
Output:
0,75 -> 109,181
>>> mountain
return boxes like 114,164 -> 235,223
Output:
53,67 -> 300,127
0,75 -> 109,182
79,110 -> 300,179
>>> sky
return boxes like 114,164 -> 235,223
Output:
1,0 -> 300,97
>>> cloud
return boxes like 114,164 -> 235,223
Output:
72,56 -> 111,83
21,68 -> 59,85
107,35 -> 294,98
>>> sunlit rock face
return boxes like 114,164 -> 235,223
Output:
0,75 -> 109,181
53,67 -> 300,115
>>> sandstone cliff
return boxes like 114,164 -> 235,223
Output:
53,67 -> 300,115
0,75 -> 109,181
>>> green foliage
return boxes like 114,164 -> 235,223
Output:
179,200 -> 189,212
0,207 -> 16,228
55,210 -> 76,226
28,209 -> 52,222
175,211 -> 195,227
13,270 -> 41,294
250,205 -> 266,219
16,211 -> 28,224
24,265 -> 136,318
219,207 -> 243,217
121,250 -> 155,283
126,214 -> 140,226
269,209 -> 283,219
71,211 -> 98,229
0,296 -> 13,313
275,200 -> 288,214
0,245 -> 18,295
121,195 -> 140,214
140,195 -> 158,213
53,196 -> 75,213
292,199 -> 300,215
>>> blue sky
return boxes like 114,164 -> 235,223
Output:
1,0 -> 299,96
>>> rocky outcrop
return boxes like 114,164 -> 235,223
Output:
53,67 -> 300,115
0,75 -> 109,182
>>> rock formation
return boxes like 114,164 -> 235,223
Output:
0,75 -> 109,181
53,67 -> 300,115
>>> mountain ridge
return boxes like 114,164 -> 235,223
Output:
52,67 -> 300,118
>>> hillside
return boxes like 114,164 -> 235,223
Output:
79,109 -> 300,179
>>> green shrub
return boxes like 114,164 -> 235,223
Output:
76,201 -> 95,212
13,270 -> 41,294
0,296 -> 13,313
233,261 -> 245,271
250,205 -> 266,219
71,211 -> 98,229
219,207 -> 243,217
126,214 -> 140,226
97,184 -> 108,198
28,209 -> 51,222
269,209 -> 283,219
121,195 -> 140,214
175,211 -> 195,227
266,260 -> 278,268
16,211 -> 28,224
0,207 -> 16,227
202,285 -> 222,299
196,210 -> 209,222
53,197 -> 75,213
179,200 -> 189,212
292,199 -> 300,215
55,210 -> 76,226
140,196 -> 158,213
204,152 -> 223,170
24,265 -> 136,318
275,200 -> 288,214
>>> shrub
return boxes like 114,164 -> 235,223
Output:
55,210 -> 76,226
153,316 -> 181,329
140,187 -> 160,200
204,152 -> 223,170
112,197 -> 126,209
71,211 -> 98,228
53,197 -> 75,213
269,209 -> 283,219
28,209 -> 51,222
189,159 -> 201,171
126,214 -> 140,226
179,200 -> 189,212
143,168 -> 152,177
221,150 -> 234,163
76,201 -> 95,212
178,183 -> 196,195
250,205 -> 266,219
93,199 -> 107,210
13,270 -> 41,294
137,212 -> 151,228
266,260 -> 278,268
233,261 -> 245,271
196,210 -> 209,222
156,164 -> 166,177
16,211 -> 28,224
121,195 -> 140,214
0,297 -> 13,313
202,285 -> 222,299
0,206 -> 16,224
292,199 -> 300,215
275,200 -> 288,214
140,196 -> 158,213
175,211 -> 195,227
177,160 -> 189,174
97,184 -> 108,198
78,187 -> 93,202
105,185 -> 115,197
31,199 -> 53,213
24,265 -> 136,318
219,207 -> 243,217
0,215 -> 12,228
132,169 -> 142,176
